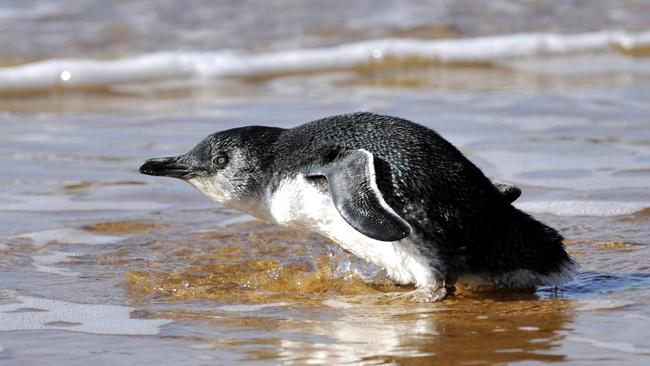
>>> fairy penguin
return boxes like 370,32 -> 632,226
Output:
140,112 -> 576,301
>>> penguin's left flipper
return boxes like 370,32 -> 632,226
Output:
307,149 -> 413,242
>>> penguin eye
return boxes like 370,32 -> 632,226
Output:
213,154 -> 228,169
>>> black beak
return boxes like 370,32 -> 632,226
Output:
139,156 -> 196,179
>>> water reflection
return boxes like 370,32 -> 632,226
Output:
152,292 -> 574,364
112,219 -> 575,364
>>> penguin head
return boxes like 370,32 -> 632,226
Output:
140,126 -> 282,217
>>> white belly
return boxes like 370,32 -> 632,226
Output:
269,176 -> 440,287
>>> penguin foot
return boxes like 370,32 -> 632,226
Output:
409,284 -> 448,303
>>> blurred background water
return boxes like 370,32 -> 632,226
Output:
1,1 -> 650,365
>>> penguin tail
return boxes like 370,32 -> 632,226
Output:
486,210 -> 578,289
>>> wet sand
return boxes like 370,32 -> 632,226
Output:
2,88 -> 650,364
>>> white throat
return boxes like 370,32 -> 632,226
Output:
187,175 -> 271,221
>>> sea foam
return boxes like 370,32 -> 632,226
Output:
0,30 -> 649,91
31,251 -> 82,277
567,336 -> 650,355
11,228 -> 122,247
515,200 -> 649,217
0,195 -> 167,212
0,296 -> 171,335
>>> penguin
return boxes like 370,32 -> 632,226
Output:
140,112 -> 576,301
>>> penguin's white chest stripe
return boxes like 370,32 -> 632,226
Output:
269,176 -> 438,287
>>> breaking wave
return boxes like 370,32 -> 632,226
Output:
515,200 -> 650,217
1,29 -> 649,91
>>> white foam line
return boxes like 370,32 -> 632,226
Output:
578,300 -> 636,311
567,336 -> 650,355
31,251 -> 81,277
190,344 -> 217,350
625,314 -> 650,321
216,302 -> 291,312
1,30 -> 649,90
32,263 -> 81,277
0,196 -> 167,212
323,299 -> 355,309
11,228 -> 122,247
0,296 -> 172,335
515,200 -> 649,217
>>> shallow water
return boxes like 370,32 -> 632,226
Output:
2,1 -> 650,365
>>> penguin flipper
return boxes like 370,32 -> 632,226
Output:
492,180 -> 522,203
308,149 -> 412,242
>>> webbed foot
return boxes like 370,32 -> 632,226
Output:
410,284 -> 448,302
391,283 -> 449,303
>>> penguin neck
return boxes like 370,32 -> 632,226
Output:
186,175 -> 273,222
223,191 -> 274,222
